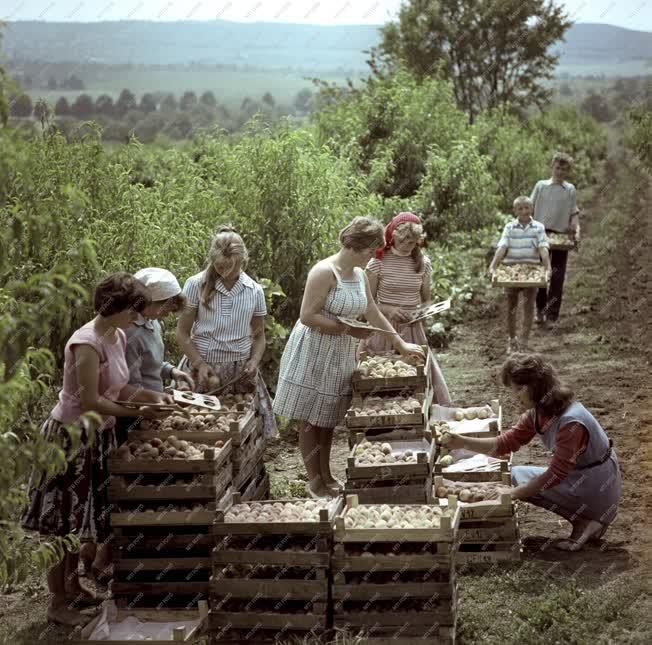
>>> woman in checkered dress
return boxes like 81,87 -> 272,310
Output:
273,217 -> 424,497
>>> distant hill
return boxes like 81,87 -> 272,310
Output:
2,20 -> 652,74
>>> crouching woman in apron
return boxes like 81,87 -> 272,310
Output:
442,353 -> 621,551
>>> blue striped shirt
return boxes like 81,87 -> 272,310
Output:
182,270 -> 266,364
497,218 -> 549,264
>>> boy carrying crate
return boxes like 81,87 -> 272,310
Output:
489,196 -> 551,353
530,151 -> 580,325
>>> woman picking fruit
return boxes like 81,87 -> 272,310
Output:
21,273 -> 172,626
115,267 -> 194,445
176,226 -> 277,438
441,353 -> 621,551
364,212 -> 451,404
273,217 -> 424,498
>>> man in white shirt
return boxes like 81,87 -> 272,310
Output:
530,152 -> 580,324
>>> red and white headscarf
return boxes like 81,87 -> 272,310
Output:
375,212 -> 422,260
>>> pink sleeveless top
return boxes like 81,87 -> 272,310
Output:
51,321 -> 129,428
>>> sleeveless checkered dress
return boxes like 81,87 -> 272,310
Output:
273,264 -> 367,428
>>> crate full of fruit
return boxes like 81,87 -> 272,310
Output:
491,263 -> 547,288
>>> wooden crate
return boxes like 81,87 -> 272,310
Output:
232,432 -> 267,489
109,463 -> 233,504
110,503 -> 216,528
434,451 -> 511,483
347,436 -> 435,480
73,602 -> 208,644
433,476 -> 514,521
431,400 -> 502,440
352,347 -> 431,394
108,445 -> 228,476
491,263 -> 547,288
345,390 -> 431,429
213,496 -> 343,537
335,495 -> 460,544
238,463 -> 269,501
344,475 -> 432,505
547,232 -> 577,250
347,423 -> 431,449
133,409 -> 258,448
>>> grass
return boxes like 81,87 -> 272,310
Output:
458,562 -> 652,645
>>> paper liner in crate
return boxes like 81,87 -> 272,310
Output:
443,452 -> 503,473
430,402 -> 500,436
79,600 -> 205,642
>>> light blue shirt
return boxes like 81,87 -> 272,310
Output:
497,218 -> 549,264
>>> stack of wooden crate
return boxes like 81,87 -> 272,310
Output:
345,433 -> 436,503
108,442 -> 231,608
214,406 -> 269,502
332,494 -> 460,644
344,348 -> 434,503
433,476 -> 521,565
209,496 -> 343,643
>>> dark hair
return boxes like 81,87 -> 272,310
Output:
164,293 -> 186,313
551,151 -> 574,167
501,353 -> 574,416
94,272 -> 150,317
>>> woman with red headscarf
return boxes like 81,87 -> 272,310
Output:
364,212 -> 451,404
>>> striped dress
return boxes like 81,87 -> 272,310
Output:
273,264 -> 367,428
364,249 -> 452,405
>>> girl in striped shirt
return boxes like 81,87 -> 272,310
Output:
364,212 -> 451,405
176,226 -> 277,438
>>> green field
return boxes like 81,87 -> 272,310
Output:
25,67 -> 356,110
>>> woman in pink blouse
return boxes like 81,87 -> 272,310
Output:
22,273 -> 172,626
442,353 -> 621,551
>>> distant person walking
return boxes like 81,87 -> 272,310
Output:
530,152 -> 580,325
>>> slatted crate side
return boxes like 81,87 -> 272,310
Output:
213,496 -> 344,537
208,610 -> 327,632
209,575 -> 328,601
334,495 -> 459,543
110,504 -> 216,528
108,446 -> 225,475
347,424 -> 432,449
346,435 -> 435,480
232,435 -> 266,487
345,390 -> 431,430
455,543 -> 522,564
458,521 -> 519,543
113,554 -> 212,572
71,604 -> 208,645
344,477 -> 432,505
332,578 -> 455,601
109,463 -> 233,504
351,347 -> 431,394
336,626 -> 456,645
238,466 -> 269,502
332,549 -> 454,574
433,476 -> 514,521
333,606 -> 456,629
213,533 -> 330,566
112,531 -> 215,553
111,580 -> 210,599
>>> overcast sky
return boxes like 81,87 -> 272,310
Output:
2,0 -> 651,31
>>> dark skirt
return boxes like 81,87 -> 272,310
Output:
21,416 -> 117,542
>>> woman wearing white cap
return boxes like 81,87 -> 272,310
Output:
115,267 -> 195,444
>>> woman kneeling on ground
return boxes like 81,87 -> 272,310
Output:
442,353 -> 621,551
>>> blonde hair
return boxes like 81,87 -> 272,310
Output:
552,151 -> 574,167
392,221 -> 425,273
201,226 -> 249,307
512,195 -> 533,208
339,216 -> 384,251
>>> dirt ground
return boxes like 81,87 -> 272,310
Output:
1,160 -> 650,643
